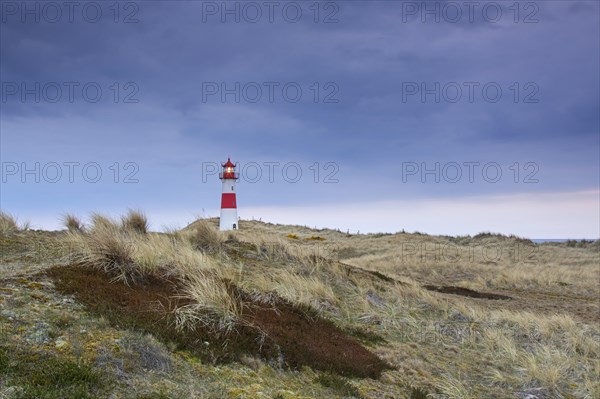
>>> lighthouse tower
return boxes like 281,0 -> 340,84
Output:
219,157 -> 239,231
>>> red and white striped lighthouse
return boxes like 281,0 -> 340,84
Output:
219,157 -> 239,231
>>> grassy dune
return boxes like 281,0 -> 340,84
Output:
1,211 -> 598,398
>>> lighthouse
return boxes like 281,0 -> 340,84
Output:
219,157 -> 239,231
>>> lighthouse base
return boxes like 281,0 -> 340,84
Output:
219,209 -> 239,231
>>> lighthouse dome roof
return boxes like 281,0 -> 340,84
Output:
222,157 -> 235,167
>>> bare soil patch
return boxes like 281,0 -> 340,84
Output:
423,285 -> 512,300
243,300 -> 389,378
487,288 -> 600,325
46,264 -> 389,378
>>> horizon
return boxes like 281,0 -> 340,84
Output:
7,210 -> 599,242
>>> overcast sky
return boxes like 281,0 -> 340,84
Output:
1,0 -> 598,238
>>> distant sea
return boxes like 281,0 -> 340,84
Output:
531,239 -> 597,244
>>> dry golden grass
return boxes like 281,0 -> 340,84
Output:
214,219 -> 600,398
0,210 -> 19,237
327,232 -> 600,295
72,218 -> 138,283
121,209 -> 149,234
0,210 -> 29,237
241,268 -> 338,311
232,229 -> 336,269
62,216 -> 246,339
432,374 -> 472,399
175,269 -> 243,333
61,213 -> 84,233
186,218 -> 225,252
61,214 -> 343,333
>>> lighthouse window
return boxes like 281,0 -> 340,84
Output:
233,223 -> 237,230
231,186 -> 234,190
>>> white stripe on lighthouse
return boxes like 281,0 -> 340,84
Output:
219,208 -> 238,231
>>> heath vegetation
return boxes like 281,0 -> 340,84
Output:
0,212 -> 598,398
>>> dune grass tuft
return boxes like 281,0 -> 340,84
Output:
84,219 -> 138,284
187,219 -> 224,252
0,210 -> 29,237
63,212 -> 240,329
175,270 -> 243,333
0,210 -> 19,237
90,213 -> 119,233
62,213 -> 84,233
121,209 -> 149,234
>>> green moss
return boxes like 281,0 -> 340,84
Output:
344,326 -> 387,346
409,386 -> 429,399
137,393 -> 179,399
0,345 -> 110,399
0,346 -> 9,372
315,373 -> 361,398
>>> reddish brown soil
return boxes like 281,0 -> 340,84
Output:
243,300 -> 388,378
46,265 -> 389,378
423,285 -> 512,300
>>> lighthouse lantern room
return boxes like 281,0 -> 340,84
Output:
219,157 -> 239,231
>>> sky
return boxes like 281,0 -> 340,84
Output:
1,0 -> 599,238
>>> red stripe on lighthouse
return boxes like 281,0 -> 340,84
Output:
221,193 -> 237,209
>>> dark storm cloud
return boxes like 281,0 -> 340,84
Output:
1,0 -> 598,230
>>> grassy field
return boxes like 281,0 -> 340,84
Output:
1,211 -> 598,398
